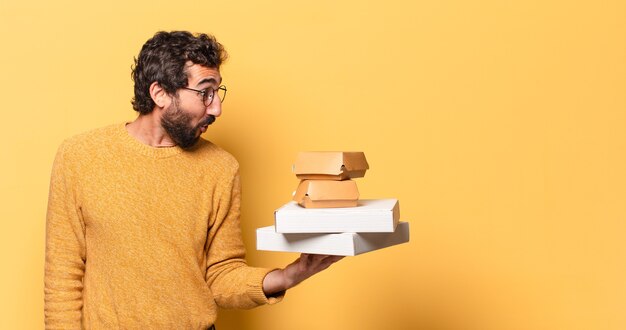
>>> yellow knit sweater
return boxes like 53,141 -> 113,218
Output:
45,123 -> 281,329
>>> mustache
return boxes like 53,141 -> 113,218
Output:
200,115 -> 216,127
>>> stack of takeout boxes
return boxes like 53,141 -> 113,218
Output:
292,151 -> 368,208
255,152 -> 410,256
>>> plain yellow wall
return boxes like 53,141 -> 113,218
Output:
1,0 -> 625,329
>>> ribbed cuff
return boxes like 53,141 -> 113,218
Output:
247,268 -> 285,305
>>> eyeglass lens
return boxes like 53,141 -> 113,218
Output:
205,87 -> 226,105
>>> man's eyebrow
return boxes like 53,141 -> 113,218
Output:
195,77 -> 220,87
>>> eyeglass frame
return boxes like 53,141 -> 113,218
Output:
181,85 -> 227,106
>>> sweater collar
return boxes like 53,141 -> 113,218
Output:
117,122 -> 185,158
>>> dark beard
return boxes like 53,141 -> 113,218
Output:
161,100 -> 215,149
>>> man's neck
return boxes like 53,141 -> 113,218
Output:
126,113 -> 176,148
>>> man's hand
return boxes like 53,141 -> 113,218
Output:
262,254 -> 344,296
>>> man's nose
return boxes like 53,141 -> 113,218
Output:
206,98 -> 222,117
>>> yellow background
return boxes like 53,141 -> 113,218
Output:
1,0 -> 625,329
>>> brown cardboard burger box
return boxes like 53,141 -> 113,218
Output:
293,180 -> 359,208
293,152 -> 369,181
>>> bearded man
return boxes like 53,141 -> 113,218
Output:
44,31 -> 342,330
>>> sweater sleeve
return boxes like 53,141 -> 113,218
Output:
204,169 -> 284,309
44,142 -> 86,329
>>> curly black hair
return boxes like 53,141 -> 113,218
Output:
131,31 -> 228,114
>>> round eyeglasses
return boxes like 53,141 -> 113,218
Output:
181,85 -> 227,106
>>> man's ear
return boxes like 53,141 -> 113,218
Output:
149,81 -> 171,108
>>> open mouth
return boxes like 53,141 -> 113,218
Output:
198,116 -> 215,133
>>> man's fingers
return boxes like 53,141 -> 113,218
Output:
319,255 -> 343,263
304,253 -> 315,265
311,254 -> 328,263
318,255 -> 344,269
327,255 -> 344,263
296,253 -> 345,275
306,254 -> 345,272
